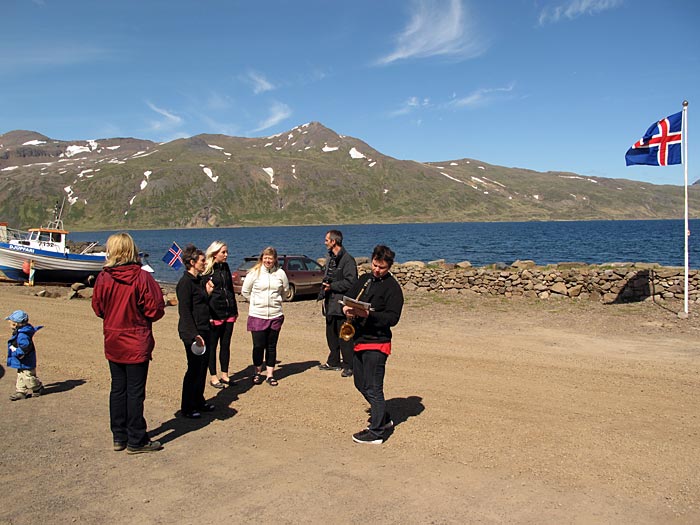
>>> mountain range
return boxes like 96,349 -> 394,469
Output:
1,122 -> 697,230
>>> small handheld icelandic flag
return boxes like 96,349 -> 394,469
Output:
162,242 -> 183,270
625,111 -> 683,167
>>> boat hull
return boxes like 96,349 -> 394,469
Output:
0,242 -> 105,284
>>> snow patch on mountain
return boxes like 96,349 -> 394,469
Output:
262,167 -> 279,193
349,147 -> 366,159
202,167 -> 218,183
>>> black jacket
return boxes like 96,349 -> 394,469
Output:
176,271 -> 210,344
346,271 -> 403,344
323,247 -> 358,317
205,262 -> 238,319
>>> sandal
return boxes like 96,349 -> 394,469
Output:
266,377 -> 278,387
252,374 -> 264,385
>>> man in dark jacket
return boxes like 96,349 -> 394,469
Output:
318,230 -> 357,376
342,245 -> 403,445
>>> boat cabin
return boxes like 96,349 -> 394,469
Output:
17,227 -> 69,254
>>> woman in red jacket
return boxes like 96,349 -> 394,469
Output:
92,233 -> 165,454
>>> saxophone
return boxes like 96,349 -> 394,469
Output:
339,279 -> 370,342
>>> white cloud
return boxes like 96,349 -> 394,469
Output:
246,71 -> 275,94
251,102 -> 292,133
146,101 -> 183,131
389,96 -> 431,117
376,0 -> 486,65
538,0 -> 623,25
449,84 -> 515,108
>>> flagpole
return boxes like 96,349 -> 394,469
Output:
683,100 -> 689,315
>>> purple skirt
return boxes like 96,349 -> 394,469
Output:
247,315 -> 284,332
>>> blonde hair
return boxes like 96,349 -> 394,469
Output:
252,246 -> 278,273
104,233 -> 139,267
203,240 -> 226,275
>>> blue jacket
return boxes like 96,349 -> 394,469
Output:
7,323 -> 43,370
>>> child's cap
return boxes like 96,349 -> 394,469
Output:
5,310 -> 29,323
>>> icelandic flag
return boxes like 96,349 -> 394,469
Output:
625,111 -> 683,166
162,242 -> 183,270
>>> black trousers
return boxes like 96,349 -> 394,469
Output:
325,316 -> 354,368
208,321 -> 234,375
181,337 -> 209,414
251,328 -> 280,368
108,360 -> 150,447
353,350 -> 391,436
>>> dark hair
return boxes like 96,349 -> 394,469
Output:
326,230 -> 343,246
182,244 -> 204,269
371,245 -> 395,267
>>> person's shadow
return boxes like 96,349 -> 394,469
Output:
149,360 -> 320,446
383,395 -> 424,442
273,359 -> 321,381
42,379 -> 86,394
148,404 -> 238,446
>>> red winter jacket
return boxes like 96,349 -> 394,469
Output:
92,263 -> 165,364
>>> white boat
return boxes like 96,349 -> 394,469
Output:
0,216 -> 107,284
0,199 -> 154,284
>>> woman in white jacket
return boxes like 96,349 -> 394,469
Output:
241,246 -> 289,386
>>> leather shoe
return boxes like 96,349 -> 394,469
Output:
341,368 -> 353,377
318,363 -> 342,371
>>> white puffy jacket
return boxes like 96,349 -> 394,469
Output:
241,265 -> 289,319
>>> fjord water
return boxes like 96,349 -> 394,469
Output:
71,219 -> 700,284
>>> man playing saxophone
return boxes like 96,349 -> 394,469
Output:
341,245 -> 403,445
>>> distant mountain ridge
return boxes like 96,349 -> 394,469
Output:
1,122 -> 697,230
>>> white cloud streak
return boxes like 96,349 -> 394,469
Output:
246,71 -> 275,94
376,0 -> 486,65
389,96 -> 431,117
538,0 -> 624,25
448,84 -> 515,108
251,102 -> 292,133
146,101 -> 183,131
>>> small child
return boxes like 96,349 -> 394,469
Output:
6,309 -> 45,401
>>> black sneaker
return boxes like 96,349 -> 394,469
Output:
113,441 -> 127,452
365,420 -> 394,432
341,368 -> 353,377
318,363 -> 342,371
126,441 -> 163,454
352,429 -> 384,445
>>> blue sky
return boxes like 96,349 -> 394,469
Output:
2,0 -> 699,185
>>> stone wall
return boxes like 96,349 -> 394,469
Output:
356,259 -> 698,304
